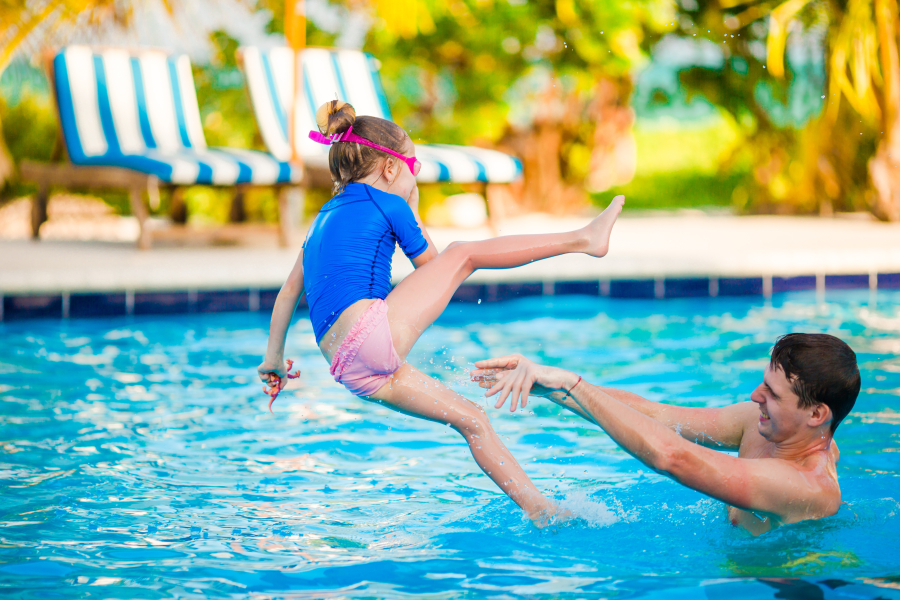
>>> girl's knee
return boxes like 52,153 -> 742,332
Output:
452,403 -> 491,435
445,241 -> 471,261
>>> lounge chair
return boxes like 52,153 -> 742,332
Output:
236,46 -> 521,217
19,46 -> 303,249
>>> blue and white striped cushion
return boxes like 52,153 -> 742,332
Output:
240,45 -> 523,184
53,45 -> 300,186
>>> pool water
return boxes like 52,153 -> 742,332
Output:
1,290 -> 898,598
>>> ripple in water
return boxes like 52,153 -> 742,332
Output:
0,290 -> 898,598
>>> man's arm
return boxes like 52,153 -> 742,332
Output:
472,355 -> 752,449
560,376 -> 831,520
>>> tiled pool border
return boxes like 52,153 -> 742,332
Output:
2,273 -> 898,321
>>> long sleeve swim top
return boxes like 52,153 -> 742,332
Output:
303,183 -> 429,343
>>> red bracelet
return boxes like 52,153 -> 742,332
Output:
565,375 -> 582,398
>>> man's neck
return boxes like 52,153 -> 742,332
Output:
770,428 -> 833,462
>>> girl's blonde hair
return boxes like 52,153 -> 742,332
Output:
316,100 -> 409,195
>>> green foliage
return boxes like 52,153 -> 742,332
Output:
0,90 -> 56,162
631,115 -> 745,176
366,0 -> 675,144
664,1 -> 868,215
183,186 -> 231,224
0,87 -> 57,201
600,170 -> 747,211
595,114 -> 747,211
193,30 -> 261,152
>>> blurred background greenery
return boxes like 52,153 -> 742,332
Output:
1,0 -> 898,225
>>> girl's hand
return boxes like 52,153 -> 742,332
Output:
471,354 -> 576,412
407,185 -> 420,211
258,358 -> 288,391
259,358 -> 301,414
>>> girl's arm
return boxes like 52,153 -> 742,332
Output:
408,186 -> 439,267
258,249 -> 305,389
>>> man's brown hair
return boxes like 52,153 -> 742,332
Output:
770,333 -> 860,433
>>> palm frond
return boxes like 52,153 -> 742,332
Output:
766,0 -> 813,78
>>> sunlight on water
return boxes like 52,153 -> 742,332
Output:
0,290 -> 898,598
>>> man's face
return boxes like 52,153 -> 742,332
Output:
750,364 -> 809,442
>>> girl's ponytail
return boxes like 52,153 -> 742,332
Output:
316,100 -> 356,137
314,100 -> 408,196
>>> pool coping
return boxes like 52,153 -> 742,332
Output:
2,272 -> 897,321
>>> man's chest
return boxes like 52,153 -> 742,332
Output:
727,505 -> 773,535
729,434 -> 778,534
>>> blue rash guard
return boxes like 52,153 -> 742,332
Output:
303,182 -> 429,343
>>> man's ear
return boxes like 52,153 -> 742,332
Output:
808,402 -> 832,429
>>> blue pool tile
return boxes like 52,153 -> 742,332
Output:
3,294 -> 62,320
664,278 -> 709,298
495,282 -> 543,301
773,275 -> 816,293
610,279 -> 655,299
196,290 -> 250,313
70,293 -> 126,317
555,281 -> 600,296
134,291 -> 190,315
878,272 -> 900,289
258,289 -> 276,312
718,277 -> 764,296
825,274 -> 870,290
451,284 -> 485,303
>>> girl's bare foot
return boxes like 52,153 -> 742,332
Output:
583,195 -> 624,258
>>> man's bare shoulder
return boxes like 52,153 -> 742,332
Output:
795,450 -> 842,517
751,447 -> 841,522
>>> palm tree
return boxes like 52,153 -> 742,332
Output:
766,0 -> 900,220
0,0 -> 170,190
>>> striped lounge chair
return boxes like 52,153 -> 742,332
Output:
21,46 -> 302,248
237,46 -> 522,190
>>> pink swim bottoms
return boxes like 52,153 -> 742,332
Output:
329,299 -> 403,397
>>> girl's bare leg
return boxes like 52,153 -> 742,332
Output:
386,195 -> 624,357
368,363 -> 556,522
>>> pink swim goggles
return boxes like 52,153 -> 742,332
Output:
309,126 -> 421,176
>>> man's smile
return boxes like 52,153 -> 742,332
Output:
759,407 -> 770,422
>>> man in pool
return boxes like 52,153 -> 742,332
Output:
471,333 -> 860,535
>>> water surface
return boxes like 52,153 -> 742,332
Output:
0,290 -> 898,598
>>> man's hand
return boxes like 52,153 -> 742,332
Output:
471,354 -> 577,412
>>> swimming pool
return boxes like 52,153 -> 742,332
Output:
1,290 -> 898,598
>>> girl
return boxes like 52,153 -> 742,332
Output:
258,100 -> 624,523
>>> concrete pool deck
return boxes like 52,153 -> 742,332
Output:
1,212 -> 900,319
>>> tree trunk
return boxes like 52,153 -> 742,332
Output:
586,78 -> 636,193
500,85 -> 584,214
868,0 -> 900,221
499,77 -> 635,215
